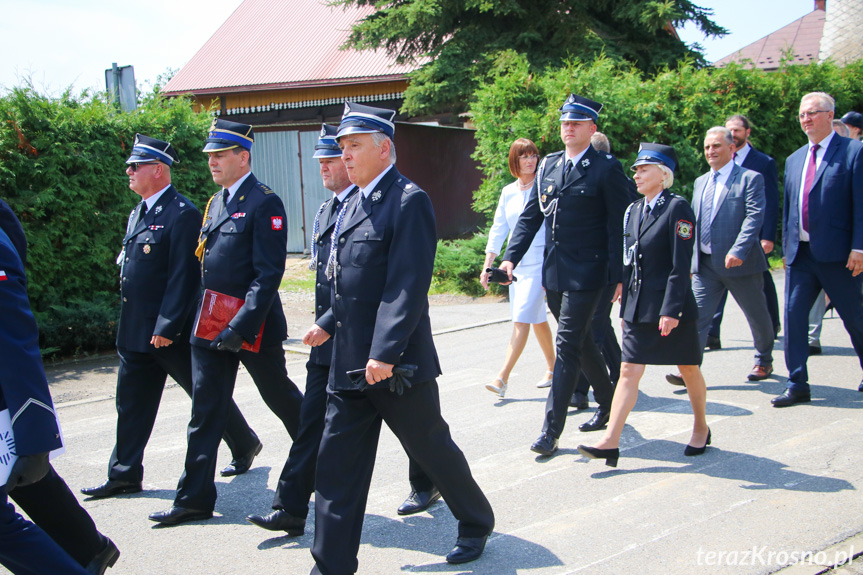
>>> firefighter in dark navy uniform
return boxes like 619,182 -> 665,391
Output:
247,125 -> 438,536
82,135 -> 260,503
149,120 -> 304,526
309,103 -> 494,574
501,94 -> 631,456
578,143 -> 710,467
0,225 -> 94,575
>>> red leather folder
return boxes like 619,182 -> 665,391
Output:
193,289 -> 264,353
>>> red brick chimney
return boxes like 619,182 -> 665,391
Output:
815,0 -> 826,10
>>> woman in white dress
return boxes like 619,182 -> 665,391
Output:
481,138 -> 556,398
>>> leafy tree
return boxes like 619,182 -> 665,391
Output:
332,0 -> 726,115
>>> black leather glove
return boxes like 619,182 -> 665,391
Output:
7,452 -> 50,490
210,326 -> 244,353
486,267 -> 517,284
349,364 -> 418,395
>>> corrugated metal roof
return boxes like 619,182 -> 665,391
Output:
163,0 -> 417,95
714,9 -> 826,70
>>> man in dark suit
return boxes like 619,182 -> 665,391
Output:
500,94 -> 631,456
667,127 -> 774,385
0,201 -> 119,574
82,135 -> 260,503
706,115 -> 782,347
246,125 -> 439,535
309,103 -> 494,574
0,226 -> 93,575
149,120 -> 304,525
774,91 -> 863,407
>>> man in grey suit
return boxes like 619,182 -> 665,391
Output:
667,126 -> 775,384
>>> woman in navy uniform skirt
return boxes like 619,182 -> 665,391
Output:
578,143 -> 710,466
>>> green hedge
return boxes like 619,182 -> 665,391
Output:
470,54 -> 863,219
0,84 -> 214,356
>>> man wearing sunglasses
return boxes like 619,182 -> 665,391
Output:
82,134 -> 260,501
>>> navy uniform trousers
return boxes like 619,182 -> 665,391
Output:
544,288 -> 614,437
311,381 -> 494,575
573,282 -> 623,396
176,344 -> 303,511
111,342 -> 259,483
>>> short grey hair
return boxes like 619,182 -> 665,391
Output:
371,132 -> 397,164
833,119 -> 850,137
705,126 -> 733,146
658,164 -> 674,189
591,132 -> 611,153
801,91 -> 835,112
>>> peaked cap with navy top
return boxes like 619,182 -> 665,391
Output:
203,118 -> 255,152
631,143 -> 678,172
558,93 -> 603,122
336,102 -> 396,140
313,124 -> 342,158
840,111 -> 863,130
126,133 -> 179,166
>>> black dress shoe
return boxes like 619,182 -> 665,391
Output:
771,389 -> 811,408
220,441 -> 263,477
397,486 -> 441,515
81,479 -> 142,499
246,509 -> 305,535
665,372 -> 685,386
809,345 -> 822,355
683,428 -> 712,456
579,409 -> 610,432
85,536 -> 119,574
705,335 -> 722,350
569,391 -> 589,410
577,445 -> 619,467
445,535 -> 488,564
530,433 -> 558,456
148,506 -> 213,526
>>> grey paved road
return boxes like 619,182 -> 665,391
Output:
15,271 -> 863,574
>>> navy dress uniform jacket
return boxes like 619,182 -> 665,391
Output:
324,167 -> 442,389
0,199 -> 26,267
0,229 -> 60,457
310,188 -> 357,367
504,146 -> 632,290
621,191 -> 698,324
193,174 -> 288,346
118,186 -> 201,351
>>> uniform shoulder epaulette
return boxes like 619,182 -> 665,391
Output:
396,178 -> 422,195
545,150 -> 565,160
258,183 -> 275,194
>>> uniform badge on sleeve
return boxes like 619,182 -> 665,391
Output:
271,216 -> 283,231
676,220 -> 693,239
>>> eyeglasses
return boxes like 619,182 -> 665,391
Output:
519,154 -> 538,160
798,110 -> 829,120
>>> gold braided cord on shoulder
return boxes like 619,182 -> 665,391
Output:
195,192 -> 219,262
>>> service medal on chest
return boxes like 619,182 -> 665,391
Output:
143,244 -> 151,254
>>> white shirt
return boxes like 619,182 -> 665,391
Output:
564,146 -> 590,172
224,171 -> 253,204
797,131 -> 835,243
733,142 -> 751,165
486,180 -> 546,267
699,159 -> 735,253
143,185 -> 171,211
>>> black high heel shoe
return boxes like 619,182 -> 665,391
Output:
577,445 -> 619,467
684,428 -> 711,456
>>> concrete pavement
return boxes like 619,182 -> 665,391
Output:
23,270 -> 863,574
